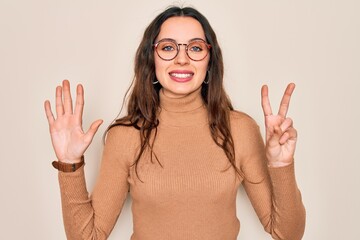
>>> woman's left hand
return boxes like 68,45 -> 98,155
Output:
261,83 -> 297,167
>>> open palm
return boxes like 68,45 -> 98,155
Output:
44,80 -> 103,163
261,83 -> 297,167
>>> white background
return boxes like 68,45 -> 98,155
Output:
1,0 -> 359,239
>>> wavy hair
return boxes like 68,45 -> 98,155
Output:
105,6 -> 243,179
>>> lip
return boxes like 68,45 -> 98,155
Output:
168,70 -> 194,83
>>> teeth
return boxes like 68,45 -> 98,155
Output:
170,73 -> 193,78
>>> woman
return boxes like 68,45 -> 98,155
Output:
44,6 -> 305,240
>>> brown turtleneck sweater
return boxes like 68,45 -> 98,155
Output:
58,88 -> 305,240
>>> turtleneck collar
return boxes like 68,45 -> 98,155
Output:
158,87 -> 208,127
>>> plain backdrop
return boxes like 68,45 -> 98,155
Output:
1,0 -> 359,239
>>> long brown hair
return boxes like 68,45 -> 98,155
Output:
105,6 -> 243,179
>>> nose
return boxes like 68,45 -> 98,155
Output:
174,44 -> 190,65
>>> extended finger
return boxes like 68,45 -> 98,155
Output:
278,83 -> 295,118
261,85 -> 273,116
84,119 -> 103,143
55,85 -> 64,117
62,80 -> 73,114
44,100 -> 55,125
74,84 -> 84,122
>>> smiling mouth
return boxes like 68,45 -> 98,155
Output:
169,73 -> 194,78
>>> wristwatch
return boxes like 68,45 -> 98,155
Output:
52,156 -> 85,172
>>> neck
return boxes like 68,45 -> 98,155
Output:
158,87 -> 208,127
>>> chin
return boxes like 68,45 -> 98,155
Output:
163,85 -> 202,98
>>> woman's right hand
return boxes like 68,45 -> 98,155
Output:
44,80 -> 103,163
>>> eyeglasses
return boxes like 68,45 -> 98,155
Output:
154,38 -> 211,61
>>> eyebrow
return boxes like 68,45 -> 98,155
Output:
189,37 -> 207,42
156,37 -> 207,43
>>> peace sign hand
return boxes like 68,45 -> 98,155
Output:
261,83 -> 297,168
44,80 -> 103,163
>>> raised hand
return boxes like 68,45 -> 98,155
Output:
261,83 -> 297,167
44,80 -> 103,163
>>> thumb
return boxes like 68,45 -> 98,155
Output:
267,126 -> 282,147
84,119 -> 103,143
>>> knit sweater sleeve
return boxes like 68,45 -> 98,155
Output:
232,112 -> 306,240
57,126 -> 135,240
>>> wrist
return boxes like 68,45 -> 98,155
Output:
267,161 -> 292,168
267,158 -> 293,168
52,156 -> 85,172
59,158 -> 83,164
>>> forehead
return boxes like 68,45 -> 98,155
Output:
157,16 -> 206,42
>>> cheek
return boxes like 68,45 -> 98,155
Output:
154,54 -> 169,70
197,60 -> 210,77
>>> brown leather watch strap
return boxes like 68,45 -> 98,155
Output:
52,156 -> 85,172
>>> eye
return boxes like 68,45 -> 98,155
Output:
190,46 -> 202,52
188,42 -> 205,52
158,41 -> 177,52
163,45 -> 175,51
